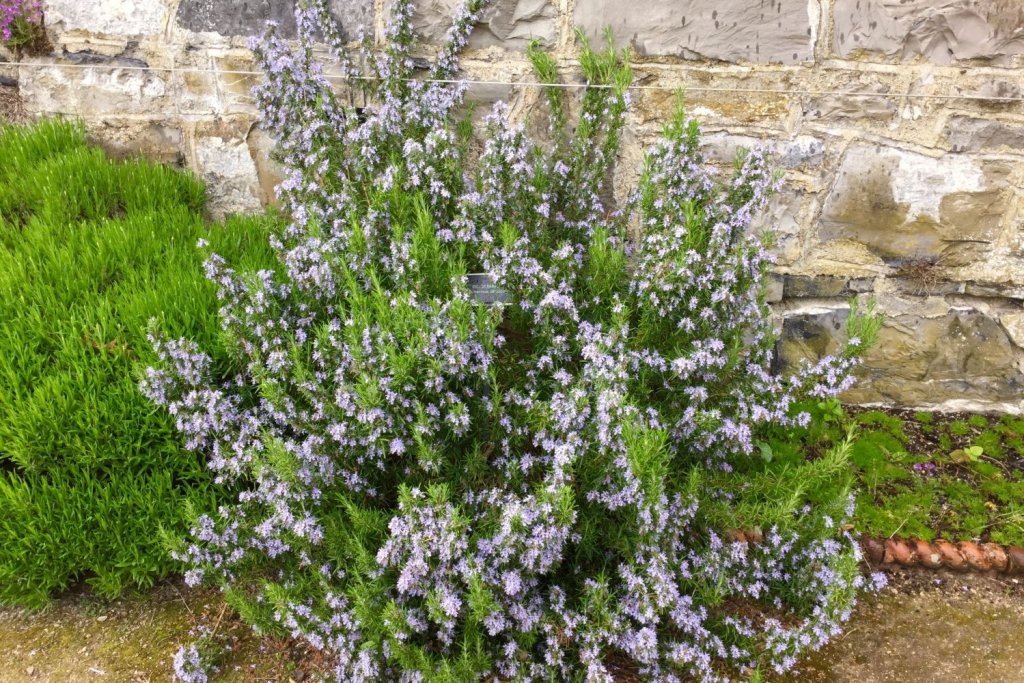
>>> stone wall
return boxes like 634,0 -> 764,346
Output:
1,0 -> 1022,411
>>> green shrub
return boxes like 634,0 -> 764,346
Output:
0,119 -> 274,606
149,2 -> 883,680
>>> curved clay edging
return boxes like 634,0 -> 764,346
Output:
859,535 -> 1024,575
726,529 -> 1024,576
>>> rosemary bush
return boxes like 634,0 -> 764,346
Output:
149,2 -> 882,680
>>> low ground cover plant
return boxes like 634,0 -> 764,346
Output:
0,119 -> 274,605
148,1 -> 883,680
768,403 -> 1024,546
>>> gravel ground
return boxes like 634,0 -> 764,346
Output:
2,571 -> 1024,682
0,582 -> 310,682
781,568 -> 1024,682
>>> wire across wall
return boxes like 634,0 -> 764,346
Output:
1,59 -> 1022,103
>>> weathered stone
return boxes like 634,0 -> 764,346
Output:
946,117 -> 1024,153
640,85 -> 792,127
889,276 -> 965,297
819,144 -> 1009,262
19,63 -> 169,116
47,0 -> 165,36
783,274 -> 851,299
774,306 -> 849,374
779,136 -> 826,170
834,0 -> 1024,64
85,119 -> 184,166
394,0 -> 557,48
751,191 -> 806,266
460,80 -> 514,126
776,303 -> 1024,408
701,133 -> 824,170
848,277 -> 876,293
62,52 -> 148,68
214,54 -> 261,115
764,273 -> 785,304
177,0 -> 296,37
963,79 -> 1023,106
177,0 -> 373,39
246,125 -> 287,206
803,84 -> 898,122
1001,312 -> 1024,348
964,281 -> 1024,300
852,308 -> 1024,407
574,0 -> 817,64
192,120 -> 263,218
172,54 -> 223,115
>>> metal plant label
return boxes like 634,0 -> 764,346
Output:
466,273 -> 510,305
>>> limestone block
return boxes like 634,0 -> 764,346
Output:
701,133 -> 824,170
777,304 -> 1024,407
46,0 -> 165,36
574,0 -> 818,64
19,62 -> 169,116
176,0 -> 373,39
819,144 -> 1010,262
961,78 -> 1023,105
85,119 -> 184,165
834,0 -> 1024,64
945,117 -> 1024,153
802,85 -> 897,122
215,54 -> 262,114
171,53 -> 222,115
246,125 -> 287,205
638,82 -> 792,127
783,274 -> 853,298
752,191 -> 806,267
1001,312 -> 1024,348
774,306 -> 848,374
395,0 -> 557,49
193,121 -> 263,218
964,281 -> 1024,300
765,272 -> 785,303
460,80 -> 515,127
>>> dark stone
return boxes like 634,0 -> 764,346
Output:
861,536 -> 884,565
782,275 -> 851,299
0,75 -> 16,88
773,308 -> 850,374
61,51 -> 149,69
176,0 -> 373,40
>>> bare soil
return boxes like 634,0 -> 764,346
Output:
2,570 -> 1024,682
0,85 -> 24,123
